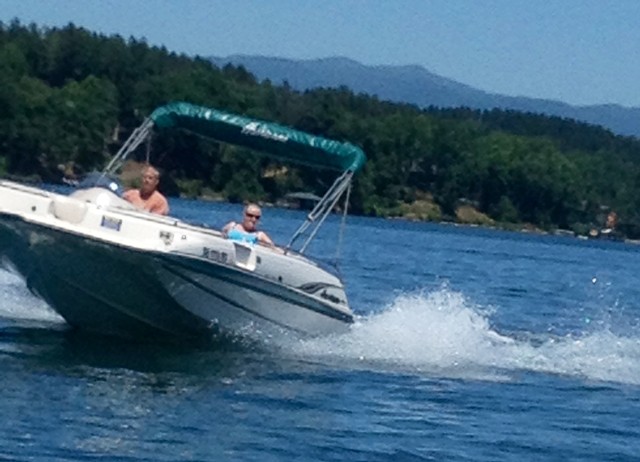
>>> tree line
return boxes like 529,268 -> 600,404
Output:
2,20 -> 640,238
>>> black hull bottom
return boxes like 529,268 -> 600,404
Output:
1,217 -> 213,341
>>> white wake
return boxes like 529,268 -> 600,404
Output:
0,270 -> 63,323
291,288 -> 640,385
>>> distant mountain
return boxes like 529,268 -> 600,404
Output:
209,55 -> 640,138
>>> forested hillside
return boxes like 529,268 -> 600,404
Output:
2,21 -> 640,237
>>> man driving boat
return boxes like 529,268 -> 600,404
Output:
123,165 -> 169,215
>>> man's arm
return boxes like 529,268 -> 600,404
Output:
222,222 -> 235,236
257,231 -> 275,247
149,193 -> 169,215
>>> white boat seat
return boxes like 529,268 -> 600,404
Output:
51,196 -> 88,224
70,187 -> 137,210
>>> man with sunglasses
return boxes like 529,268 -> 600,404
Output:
222,203 -> 275,247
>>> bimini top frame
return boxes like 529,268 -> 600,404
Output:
103,101 -> 367,255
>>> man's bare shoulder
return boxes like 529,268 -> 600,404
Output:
152,190 -> 168,202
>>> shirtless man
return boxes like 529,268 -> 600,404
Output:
123,165 -> 169,215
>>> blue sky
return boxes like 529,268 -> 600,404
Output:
2,0 -> 639,107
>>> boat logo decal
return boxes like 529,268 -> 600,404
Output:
241,122 -> 289,143
202,247 -> 229,264
298,282 -> 346,306
100,215 -> 122,231
298,282 -> 331,293
320,289 -> 344,305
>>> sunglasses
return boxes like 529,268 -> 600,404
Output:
245,212 -> 261,220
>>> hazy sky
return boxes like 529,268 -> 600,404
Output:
2,0 -> 639,107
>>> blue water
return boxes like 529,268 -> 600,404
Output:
2,198 -> 640,461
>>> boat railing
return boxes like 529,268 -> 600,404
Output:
286,169 -> 353,255
104,118 -> 155,176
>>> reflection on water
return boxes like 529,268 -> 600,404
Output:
0,321 -> 277,377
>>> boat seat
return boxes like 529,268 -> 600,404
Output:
51,196 -> 88,224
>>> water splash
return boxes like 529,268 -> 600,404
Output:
0,270 -> 63,323
503,330 -> 640,385
292,288 -> 640,385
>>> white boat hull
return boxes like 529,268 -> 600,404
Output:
0,180 -> 354,341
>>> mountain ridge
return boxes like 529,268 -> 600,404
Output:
209,55 -> 640,137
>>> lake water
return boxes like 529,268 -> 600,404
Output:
1,197 -> 639,461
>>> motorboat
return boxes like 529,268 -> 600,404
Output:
0,102 -> 366,341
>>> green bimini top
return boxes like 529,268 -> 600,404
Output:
149,102 -> 366,173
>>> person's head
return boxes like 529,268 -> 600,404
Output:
140,165 -> 160,195
242,203 -> 262,231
